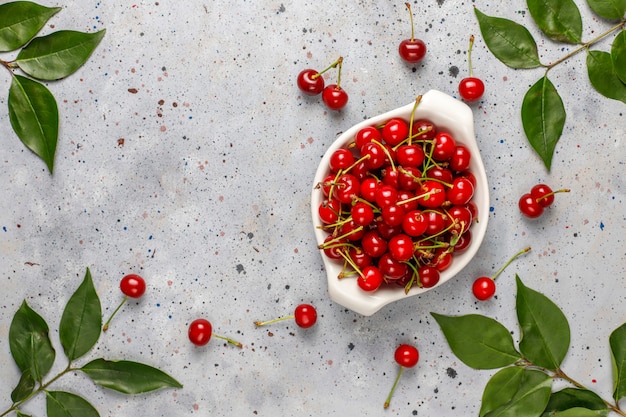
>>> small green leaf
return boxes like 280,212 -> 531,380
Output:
586,0 -> 626,20
587,49 -> 626,104
480,367 -> 552,417
521,75 -> 566,171
545,408 -> 607,417
9,300 -> 56,382
16,29 -> 106,80
0,1 -> 60,51
17,411 -> 33,417
611,30 -> 626,84
8,74 -> 59,173
80,359 -> 183,394
431,313 -> 521,369
59,268 -> 102,362
11,370 -> 36,403
609,322 -> 626,402
474,8 -> 543,69
541,388 -> 609,417
516,275 -> 570,370
526,0 -> 582,43
46,391 -> 100,417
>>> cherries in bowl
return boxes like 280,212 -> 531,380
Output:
311,90 -> 489,316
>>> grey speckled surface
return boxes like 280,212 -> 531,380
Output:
1,1 -> 624,416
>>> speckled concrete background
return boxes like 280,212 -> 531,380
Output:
0,1 -> 624,416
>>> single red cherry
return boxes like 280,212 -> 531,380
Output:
385,344 -> 419,408
398,3 -> 426,64
189,318 -> 243,347
254,303 -> 318,329
472,247 -> 531,300
458,35 -> 485,102
297,69 -> 324,96
518,193 -> 544,218
357,265 -> 384,292
103,273 -> 146,332
322,57 -> 348,110
530,184 -> 571,208
418,265 -> 440,288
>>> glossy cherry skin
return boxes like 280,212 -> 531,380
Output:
394,344 -> 419,367
388,234 -> 415,262
120,274 -> 146,298
418,266 -> 440,288
472,276 -> 496,300
297,69 -> 325,96
519,193 -> 544,218
399,39 -> 427,63
458,77 -> 485,102
530,184 -> 554,207
294,304 -> 317,328
357,266 -> 384,292
188,318 -> 213,346
322,84 -> 348,110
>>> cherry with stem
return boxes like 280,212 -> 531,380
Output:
254,304 -> 318,328
322,57 -> 348,110
398,3 -> 427,64
384,343 -> 419,408
458,34 -> 485,102
472,247 -> 531,300
103,274 -> 146,332
188,318 -> 242,348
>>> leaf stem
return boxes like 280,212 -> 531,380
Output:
546,19 -> 626,71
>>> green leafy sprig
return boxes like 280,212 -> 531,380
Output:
474,0 -> 626,171
1,268 -> 182,417
432,275 -> 626,416
0,1 -> 105,173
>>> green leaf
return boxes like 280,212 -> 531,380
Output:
80,359 -> 183,394
59,268 -> 102,362
16,411 -> 33,417
46,391 -> 100,417
8,74 -> 59,173
545,408 -> 607,417
480,367 -> 552,417
586,0 -> 626,20
11,370 -> 35,403
521,75 -> 565,171
16,29 -> 106,80
542,388 -> 609,416
0,1 -> 60,52
9,300 -> 56,382
526,0 -> 582,44
474,8 -> 543,69
609,322 -> 626,402
611,30 -> 626,85
516,275 -> 570,370
431,313 -> 521,369
586,50 -> 626,104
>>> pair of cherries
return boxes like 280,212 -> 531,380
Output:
297,57 -> 348,110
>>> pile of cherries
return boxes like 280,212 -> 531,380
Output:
316,107 -> 478,294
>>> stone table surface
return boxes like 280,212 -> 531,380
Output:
1,1 -> 625,416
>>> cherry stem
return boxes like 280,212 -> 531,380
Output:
536,188 -> 570,203
384,365 -> 405,409
318,225 -> 364,248
405,2 -> 415,42
312,56 -> 343,79
335,56 -> 344,89
467,34 -> 475,78
407,95 -> 422,145
102,295 -> 128,332
254,315 -> 294,327
212,333 -> 243,348
492,247 -> 531,281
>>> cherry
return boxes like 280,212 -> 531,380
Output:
378,253 -> 409,280
322,57 -> 348,110
398,3 -> 426,64
351,201 -> 375,227
318,198 -> 341,224
355,126 -> 382,149
388,233 -> 414,262
447,177 -> 474,206
357,265 -> 384,292
361,230 -> 388,258
396,144 -> 425,167
254,303 -> 318,329
402,209 -> 428,237
103,274 -> 146,332
384,344 -> 419,408
432,132 -> 456,161
472,247 -> 531,300
518,193 -> 544,218
189,318 -> 242,347
418,265 -> 440,288
297,69 -> 325,96
449,145 -> 472,172
530,183 -> 570,207
458,35 -> 485,102
329,148 -> 355,172
382,118 -> 409,147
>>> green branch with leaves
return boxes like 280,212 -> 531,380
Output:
474,0 -> 626,171
0,1 -> 105,173
1,268 -> 182,417
432,276 -> 626,417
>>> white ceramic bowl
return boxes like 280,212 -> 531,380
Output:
311,89 -> 489,316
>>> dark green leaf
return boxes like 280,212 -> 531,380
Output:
17,411 -> 33,417
8,74 -> 58,173
9,300 -> 56,382
474,8 -> 543,69
526,0 -> 582,43
59,268 -> 102,362
609,322 -> 626,402
541,388 -> 609,417
611,30 -> 626,84
516,275 -> 570,370
480,367 -> 552,417
80,359 -> 183,394
0,1 -> 60,51
521,75 -> 565,171
16,29 -> 106,80
46,391 -> 100,417
431,313 -> 521,369
586,0 -> 626,20
587,50 -> 626,104
11,370 -> 35,403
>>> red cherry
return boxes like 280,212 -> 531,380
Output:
120,274 -> 146,298
447,177 -> 475,206
396,144 -> 425,167
398,3 -> 426,64
351,201 -> 375,226
411,119 -> 436,140
416,180 -> 445,208
378,253 -> 409,280
188,318 -> 213,346
388,234 -> 414,262
518,193 -> 544,218
360,177 -> 380,202
458,35 -> 485,102
255,304 -> 317,329
361,142 -> 387,169
382,118 -> 409,147
530,184 -> 570,207
357,265 -> 384,292
322,84 -> 349,110
297,69 -> 324,96
375,184 -> 399,208
322,235 -> 347,260
329,148 -> 355,172
449,145 -> 472,172
452,230 -> 472,252
361,230 -> 388,258
355,126 -> 382,149
432,132 -> 456,161
348,247 -> 373,269
318,198 -> 341,225
333,173 -> 360,204
472,276 -> 496,300
385,343 -> 420,408
418,265 -> 440,288
402,209 -> 428,237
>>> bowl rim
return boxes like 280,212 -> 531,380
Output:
311,89 -> 490,316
